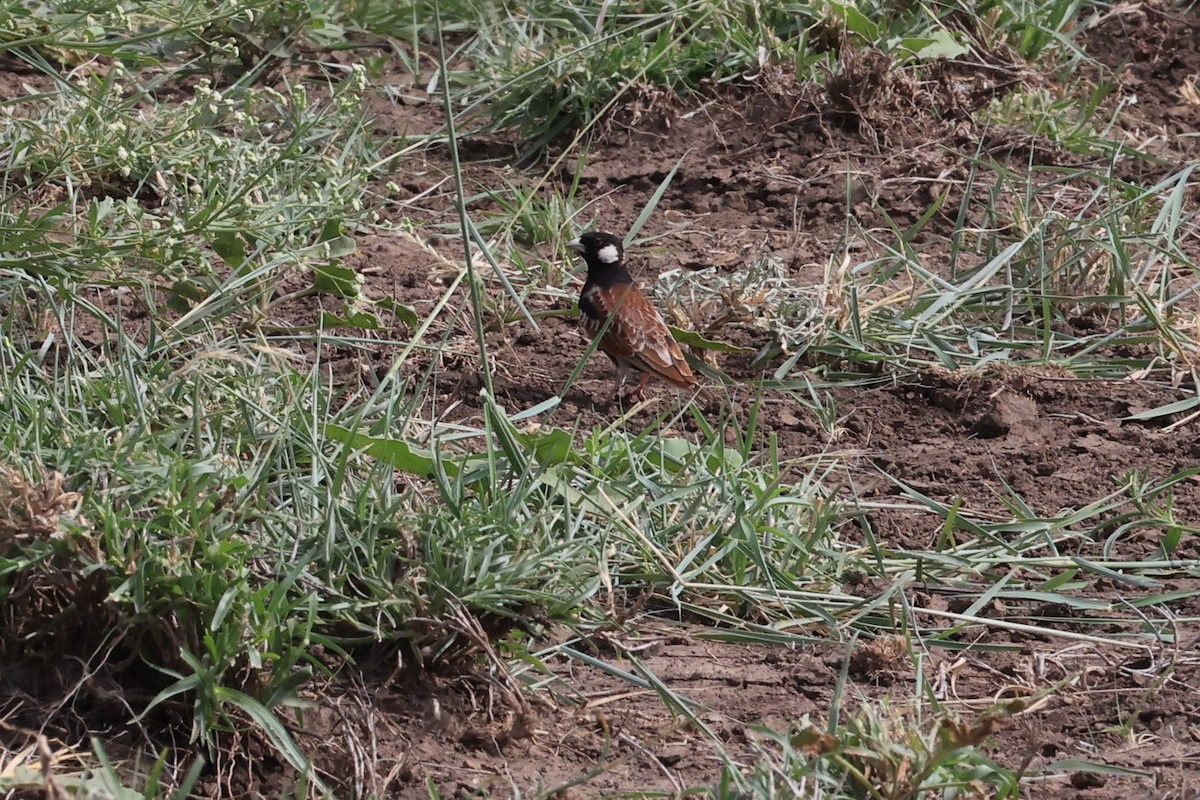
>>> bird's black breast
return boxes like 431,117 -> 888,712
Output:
578,285 -> 603,322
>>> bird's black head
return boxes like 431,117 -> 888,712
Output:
567,231 -> 629,281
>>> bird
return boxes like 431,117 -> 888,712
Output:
566,231 -> 699,403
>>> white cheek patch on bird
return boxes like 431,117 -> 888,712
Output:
597,244 -> 620,264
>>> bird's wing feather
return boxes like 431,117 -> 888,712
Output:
587,283 -> 697,389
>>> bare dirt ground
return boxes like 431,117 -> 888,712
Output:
4,2 -> 1200,799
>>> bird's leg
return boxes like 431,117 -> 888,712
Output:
613,364 -> 629,403
622,372 -> 652,404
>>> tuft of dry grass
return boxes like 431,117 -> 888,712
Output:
0,717 -> 88,798
0,465 -> 85,550
0,464 -> 108,666
849,634 -> 914,685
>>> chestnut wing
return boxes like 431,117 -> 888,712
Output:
583,283 -> 697,389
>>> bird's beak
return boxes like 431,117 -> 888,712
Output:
566,238 -> 585,254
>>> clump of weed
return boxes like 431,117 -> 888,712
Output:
734,701 -> 1021,799
849,634 -> 913,686
0,465 -> 112,671
1,64 -> 377,293
825,49 -> 900,132
0,465 -> 86,549
654,255 -> 830,357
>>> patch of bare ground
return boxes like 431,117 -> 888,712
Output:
190,617 -> 1198,798
1082,0 -> 1200,164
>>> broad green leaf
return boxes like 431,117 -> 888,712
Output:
210,585 -> 240,630
377,296 -> 420,326
317,217 -> 344,242
1159,524 -> 1182,557
209,228 -> 251,269
167,279 -> 209,312
319,307 -> 384,330
645,437 -> 744,474
319,235 -> 357,258
517,426 -> 573,465
915,29 -> 970,59
895,29 -> 970,60
325,424 -> 443,476
312,262 -> 363,299
669,325 -> 753,353
831,1 -> 880,42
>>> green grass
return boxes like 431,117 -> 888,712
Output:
2,0 -> 1199,797
363,0 -> 1087,154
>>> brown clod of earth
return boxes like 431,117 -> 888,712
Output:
971,391 -> 1040,439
